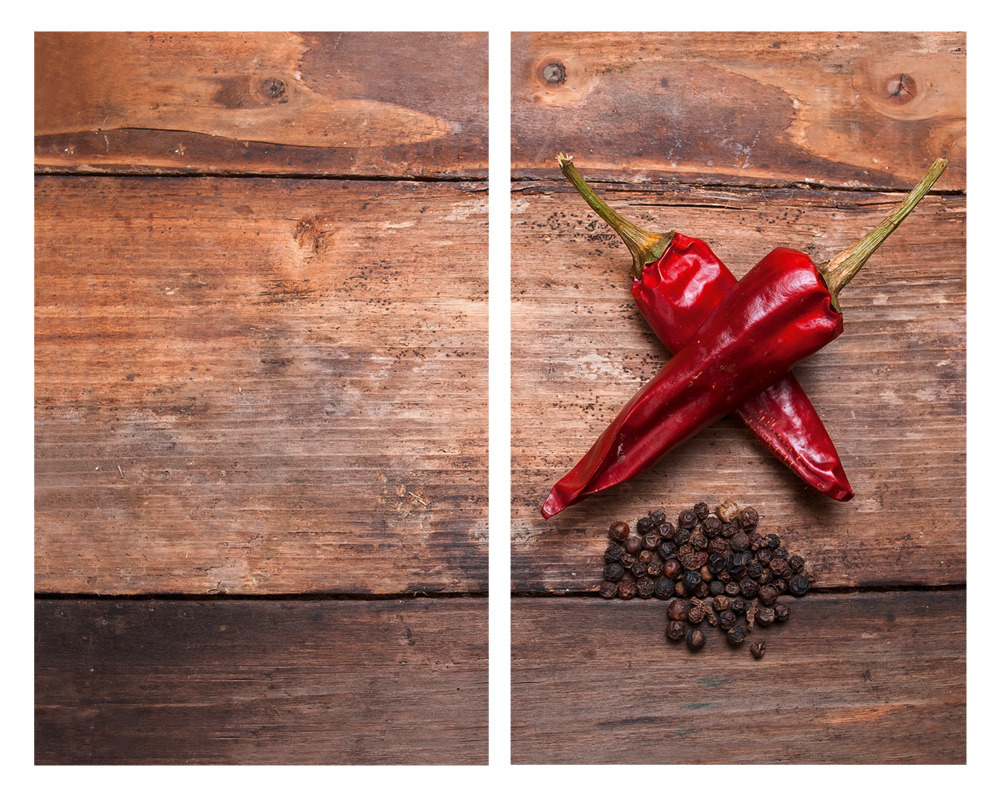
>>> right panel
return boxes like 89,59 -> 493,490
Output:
511,31 -> 965,764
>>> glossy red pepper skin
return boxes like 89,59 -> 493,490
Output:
633,233 -> 854,501
542,247 -> 843,519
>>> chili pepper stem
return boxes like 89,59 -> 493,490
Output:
821,158 -> 948,310
556,153 -> 675,279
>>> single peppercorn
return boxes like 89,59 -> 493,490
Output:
619,553 -> 636,570
707,553 -> 727,574
637,516 -> 653,534
770,558 -> 792,579
598,581 -> 618,599
789,575 -> 811,596
718,610 -> 737,630
739,507 -> 759,529
750,641 -> 766,659
681,551 -> 708,571
666,620 -> 686,642
609,521 -> 630,542
759,568 -> 773,585
638,549 -> 653,564
717,569 -> 732,583
667,598 -> 689,621
788,555 -> 805,573
746,560 -> 763,580
630,560 -> 648,578
774,603 -> 790,622
757,606 -> 775,626
703,516 -> 723,537
654,577 -> 675,599
687,629 -> 706,650
713,595 -> 730,612
637,576 -> 656,598
731,532 -> 750,552
674,580 -> 687,597
688,605 -> 706,625
659,522 -> 676,540
694,581 -> 710,598
647,557 -> 664,578
727,552 -> 749,575
663,559 -> 682,580
717,500 -> 738,523
642,532 -> 661,551
673,528 -> 691,546
720,522 -> 738,538
756,548 -> 773,565
617,580 -> 637,600
765,533 -> 781,548
624,535 -> 643,555
604,562 -> 625,582
727,625 -> 747,646
605,543 -> 625,563
707,537 -> 728,555
758,584 -> 780,605
699,565 -> 714,582
651,509 -> 667,525
693,501 -> 710,519
689,531 -> 708,551
739,577 -> 760,599
749,532 -> 766,551
708,579 -> 725,596
730,597 -> 748,615
724,581 -> 740,597
682,570 -> 702,592
678,509 -> 698,529
657,542 -> 677,562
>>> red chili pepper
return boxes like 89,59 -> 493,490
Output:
556,155 -> 854,502
542,158 -> 947,519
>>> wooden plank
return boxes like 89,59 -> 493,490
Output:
35,598 -> 487,764
512,182 -> 964,590
35,32 -> 487,178
512,32 -> 966,191
35,176 -> 488,595
511,592 -> 965,764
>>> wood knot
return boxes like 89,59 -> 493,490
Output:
885,73 -> 917,104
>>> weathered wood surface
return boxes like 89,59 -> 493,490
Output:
512,32 -> 966,191
512,183 -> 964,591
35,598 -> 488,764
511,593 -> 965,764
35,32 -> 488,178
35,176 -> 488,595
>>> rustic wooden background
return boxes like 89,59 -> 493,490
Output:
35,32 -> 488,764
511,31 -> 966,764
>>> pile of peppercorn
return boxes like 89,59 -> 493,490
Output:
598,500 -> 813,658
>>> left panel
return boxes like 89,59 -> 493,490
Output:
35,32 -> 488,764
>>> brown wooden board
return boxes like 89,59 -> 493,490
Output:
35,32 -> 488,178
511,593 -> 965,764
35,598 -> 488,765
35,176 -> 488,595
512,182 -> 965,591
512,32 -> 966,191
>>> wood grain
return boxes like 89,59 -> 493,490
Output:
512,182 -> 965,591
512,32 -> 966,190
35,598 -> 488,764
511,593 -> 965,764
35,176 -> 488,595
35,32 -> 488,178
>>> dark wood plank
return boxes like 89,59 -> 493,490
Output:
36,598 -> 487,764
511,592 -> 965,764
512,182 -> 964,590
35,32 -> 487,178
35,176 -> 487,595
512,32 -> 965,190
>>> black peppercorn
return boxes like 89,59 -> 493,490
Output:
673,528 -> 691,546
788,554 -> 805,573
663,559 -> 682,580
738,507 -> 759,529
756,547 -> 773,565
730,531 -> 750,552
598,581 -> 618,599
727,552 -> 749,575
727,625 -> 747,646
678,509 -> 698,529
604,562 -> 625,582
647,557 -> 664,578
730,597 -> 747,615
666,619 -> 686,641
642,532 -> 661,551
774,603 -> 790,622
789,575 -> 811,596
617,580 -> 637,600
707,537 -> 728,555
637,576 -> 655,598
693,501 -> 710,519
707,553 -> 727,575
694,581 -> 710,598
703,515 -> 723,537
739,577 -> 760,599
687,628 -> 706,650
651,509 -> 667,525
770,558 -> 792,579
659,522 -> 676,540
638,549 -> 653,564
637,516 -> 653,534
688,605 -> 706,625
609,521 -> 630,542
750,641 -> 766,659
667,598 -> 689,621
654,577 -> 675,599
758,584 -> 780,605
765,532 -> 781,548
717,570 -> 732,583
749,532 -> 766,551
724,581 -> 740,597
689,531 -> 708,551
605,543 -> 624,563
699,565 -> 714,583
624,535 -> 643,555
682,570 -> 702,592
681,551 -> 708,571
746,560 -> 763,580
657,542 -> 677,562
708,579 -> 725,596
718,610 -> 737,630
713,595 -> 730,612
630,560 -> 648,578
772,578 -> 788,595
759,568 -> 773,585
756,606 -> 775,626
